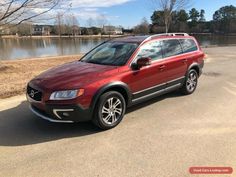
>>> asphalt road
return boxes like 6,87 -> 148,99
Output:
0,47 -> 236,177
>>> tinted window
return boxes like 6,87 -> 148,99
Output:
81,42 -> 138,66
137,41 -> 162,61
162,39 -> 183,58
179,39 -> 198,53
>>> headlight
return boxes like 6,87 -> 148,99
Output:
49,89 -> 84,100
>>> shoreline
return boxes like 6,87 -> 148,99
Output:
1,33 -> 236,39
0,34 -> 124,39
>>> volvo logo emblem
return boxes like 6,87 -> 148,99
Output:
30,90 -> 39,98
30,90 -> 35,98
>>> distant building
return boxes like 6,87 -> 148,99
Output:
0,26 -> 11,35
32,25 -> 51,35
103,26 -> 123,35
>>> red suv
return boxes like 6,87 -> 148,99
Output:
27,33 -> 205,129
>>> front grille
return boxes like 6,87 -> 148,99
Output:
27,85 -> 42,101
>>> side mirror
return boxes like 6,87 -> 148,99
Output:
131,57 -> 152,70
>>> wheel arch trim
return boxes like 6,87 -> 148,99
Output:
187,63 -> 200,76
91,81 -> 132,111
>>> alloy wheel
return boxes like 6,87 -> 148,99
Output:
101,97 -> 123,125
186,71 -> 197,92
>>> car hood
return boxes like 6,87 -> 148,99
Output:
31,61 -> 118,90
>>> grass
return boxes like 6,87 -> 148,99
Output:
0,55 -> 82,99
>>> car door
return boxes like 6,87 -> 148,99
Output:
128,40 -> 170,101
161,39 -> 188,87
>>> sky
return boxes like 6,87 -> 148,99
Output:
55,0 -> 236,28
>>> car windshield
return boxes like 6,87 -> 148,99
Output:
81,42 -> 138,66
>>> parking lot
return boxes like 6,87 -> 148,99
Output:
0,46 -> 236,177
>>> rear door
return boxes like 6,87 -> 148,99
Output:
161,39 -> 188,86
179,38 -> 203,69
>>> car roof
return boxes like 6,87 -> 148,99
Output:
111,36 -> 149,44
111,33 -> 195,44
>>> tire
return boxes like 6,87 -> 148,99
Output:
92,91 -> 126,130
181,69 -> 198,95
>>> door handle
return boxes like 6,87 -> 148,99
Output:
159,65 -> 166,71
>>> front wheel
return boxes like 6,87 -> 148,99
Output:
181,69 -> 198,95
93,91 -> 126,130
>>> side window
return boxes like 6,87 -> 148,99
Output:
162,39 -> 183,58
136,41 -> 163,61
179,39 -> 198,53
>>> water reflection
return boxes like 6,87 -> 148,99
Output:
0,35 -> 236,60
194,35 -> 236,47
0,38 -> 105,60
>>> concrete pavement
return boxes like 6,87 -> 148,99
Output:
0,47 -> 236,177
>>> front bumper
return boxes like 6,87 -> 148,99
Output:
30,105 -> 74,123
29,103 -> 93,123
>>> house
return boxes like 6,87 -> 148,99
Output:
32,25 -> 51,35
0,26 -> 11,35
103,26 -> 123,35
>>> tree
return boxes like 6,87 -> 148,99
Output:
55,12 -> 65,36
189,8 -> 199,22
213,5 -> 236,21
87,18 -> 95,35
199,9 -> 206,22
151,9 -> 188,33
177,9 -> 189,22
65,14 -> 79,36
0,0 -> 62,28
97,14 -> 108,28
17,23 -> 33,36
151,0 -> 191,33
71,15 -> 80,36
133,17 -> 149,34
151,11 -> 165,26
188,8 -> 199,29
213,5 -> 236,33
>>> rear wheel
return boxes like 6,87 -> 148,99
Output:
181,69 -> 198,95
93,91 -> 126,130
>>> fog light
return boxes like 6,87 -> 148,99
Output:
62,112 -> 70,117
53,109 -> 74,119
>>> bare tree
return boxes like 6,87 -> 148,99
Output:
65,14 -> 79,36
71,15 -> 79,36
0,0 -> 62,28
55,12 -> 65,36
96,14 -> 107,36
87,18 -> 95,35
133,17 -> 150,35
97,14 -> 107,28
151,0 -> 191,33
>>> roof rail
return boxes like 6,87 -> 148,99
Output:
142,33 -> 189,44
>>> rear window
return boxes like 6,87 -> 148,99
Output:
162,39 -> 183,58
179,39 -> 198,53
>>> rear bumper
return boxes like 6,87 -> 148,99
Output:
29,103 -> 93,123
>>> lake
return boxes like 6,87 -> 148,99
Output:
1,35 -> 236,60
